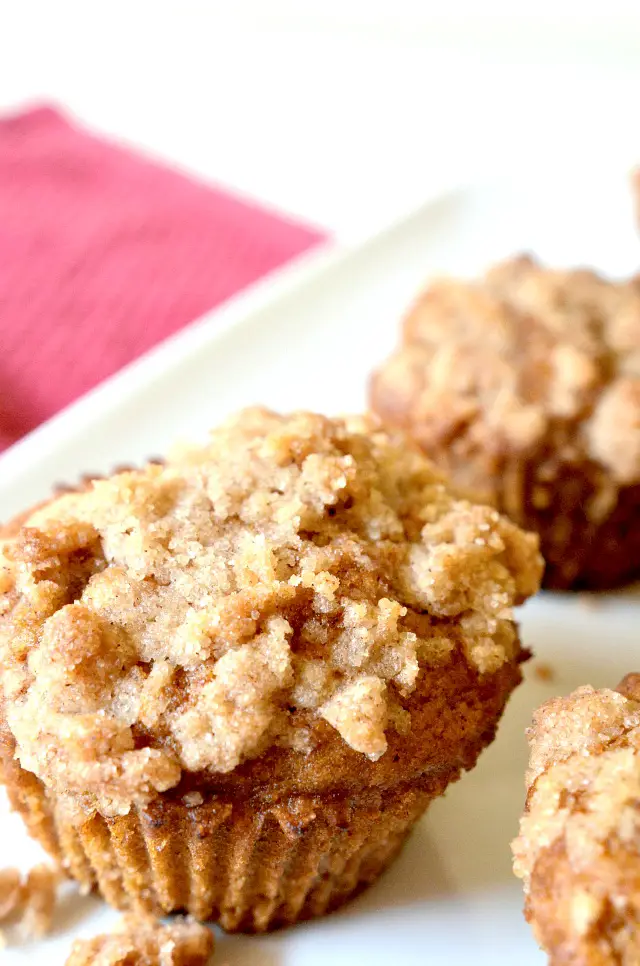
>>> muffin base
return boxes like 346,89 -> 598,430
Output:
494,454 -> 640,591
0,730 -> 447,931
368,379 -> 640,591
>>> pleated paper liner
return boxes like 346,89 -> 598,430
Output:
0,728 -> 454,932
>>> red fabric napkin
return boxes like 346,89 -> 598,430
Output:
0,105 -> 325,451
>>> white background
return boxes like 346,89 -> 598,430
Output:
2,2 -> 640,240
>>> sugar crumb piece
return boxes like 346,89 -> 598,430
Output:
0,868 -> 22,921
0,863 -> 60,945
570,889 -> 603,938
533,662 -> 555,683
320,676 -> 388,760
21,864 -> 59,941
65,914 -> 214,966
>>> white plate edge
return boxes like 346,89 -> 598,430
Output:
0,155 -> 636,489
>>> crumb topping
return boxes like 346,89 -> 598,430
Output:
0,409 -> 541,815
513,682 -> 640,964
65,915 -> 214,966
0,864 -> 59,945
514,685 -> 640,888
372,255 -> 640,482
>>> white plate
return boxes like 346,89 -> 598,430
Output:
2,166 -> 640,965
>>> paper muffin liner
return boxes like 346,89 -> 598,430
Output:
0,732 -> 451,931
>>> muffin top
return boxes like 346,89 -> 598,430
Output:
513,678 -> 640,963
371,255 -> 640,484
0,409 -> 542,816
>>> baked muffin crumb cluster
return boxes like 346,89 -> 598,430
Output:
0,408 -> 541,816
0,864 -> 59,944
513,678 -> 640,965
65,915 -> 213,966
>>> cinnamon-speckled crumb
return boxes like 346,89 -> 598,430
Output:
65,915 -> 214,966
513,677 -> 640,964
0,864 -> 59,944
370,254 -> 640,589
0,408 -> 542,817
533,663 -> 555,683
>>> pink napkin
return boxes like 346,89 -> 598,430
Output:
0,106 -> 325,451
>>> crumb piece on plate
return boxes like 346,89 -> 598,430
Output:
513,677 -> 640,964
0,863 -> 59,944
533,662 -> 555,683
65,914 -> 214,966
0,867 -> 22,921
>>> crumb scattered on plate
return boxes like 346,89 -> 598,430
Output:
0,863 -> 59,945
533,663 -> 555,683
64,914 -> 214,966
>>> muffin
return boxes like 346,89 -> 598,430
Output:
0,408 -> 542,931
513,676 -> 640,965
370,254 -> 640,590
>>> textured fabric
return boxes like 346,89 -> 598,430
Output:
0,106 -> 325,450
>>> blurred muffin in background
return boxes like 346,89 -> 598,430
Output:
370,255 -> 640,590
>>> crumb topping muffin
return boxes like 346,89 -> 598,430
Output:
370,255 -> 640,589
513,676 -> 640,964
0,408 -> 542,930
0,408 -> 541,818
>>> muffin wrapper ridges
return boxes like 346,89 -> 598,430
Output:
0,738 -> 450,931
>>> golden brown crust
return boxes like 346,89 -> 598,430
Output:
513,677 -> 640,965
370,255 -> 640,589
0,408 -> 541,817
65,914 -> 214,966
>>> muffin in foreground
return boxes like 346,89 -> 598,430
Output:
370,254 -> 640,589
0,408 -> 542,931
513,676 -> 640,965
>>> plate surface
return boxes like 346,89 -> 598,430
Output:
2,167 -> 640,965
